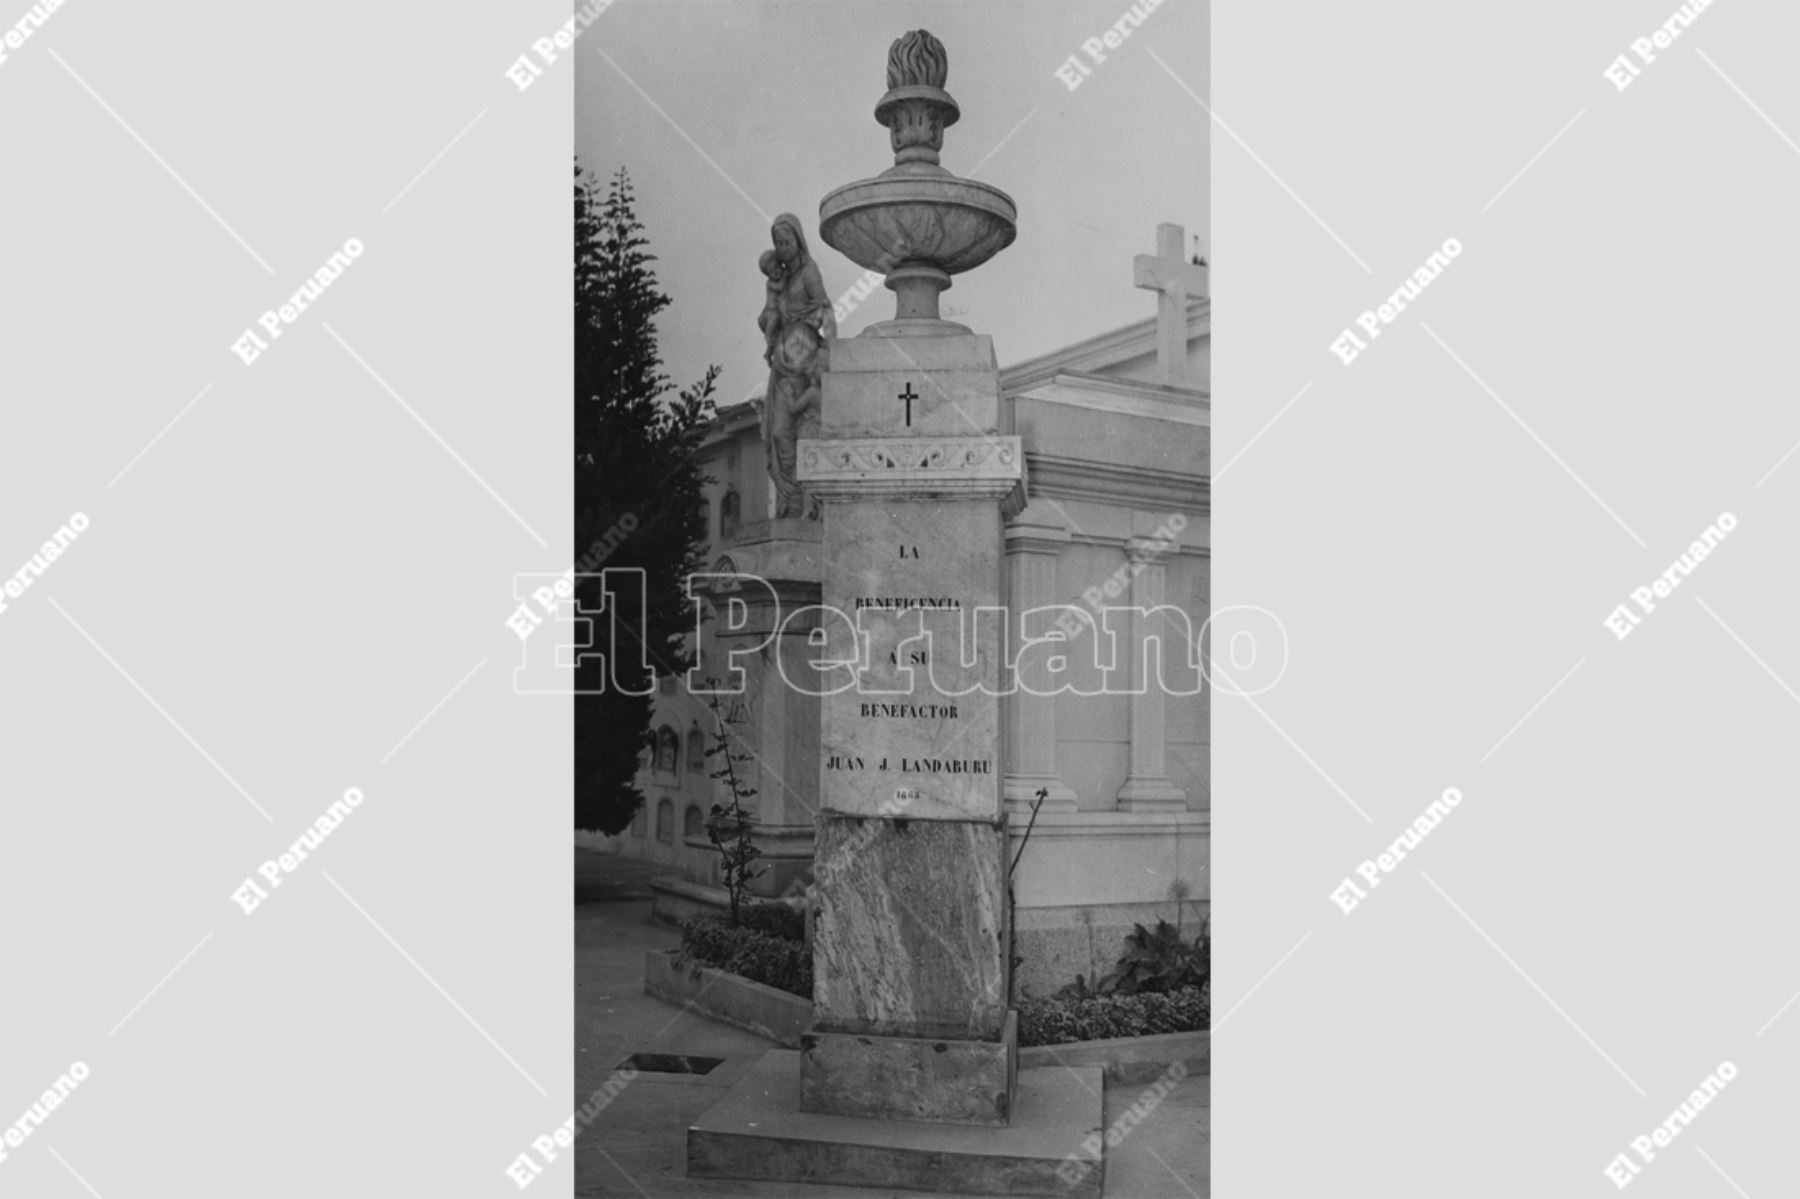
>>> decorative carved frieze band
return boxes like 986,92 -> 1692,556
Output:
798,435 -> 1026,515
798,436 -> 1023,480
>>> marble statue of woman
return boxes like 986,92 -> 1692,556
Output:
759,213 -> 835,519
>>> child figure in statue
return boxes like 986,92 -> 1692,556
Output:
757,250 -> 784,366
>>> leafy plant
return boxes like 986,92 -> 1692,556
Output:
1100,917 -> 1208,996
702,688 -> 764,925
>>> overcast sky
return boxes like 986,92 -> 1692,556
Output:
579,0 -> 1208,407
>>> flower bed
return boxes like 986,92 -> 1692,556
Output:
675,908 -> 810,999
671,907 -> 1207,1049
1016,984 -> 1208,1048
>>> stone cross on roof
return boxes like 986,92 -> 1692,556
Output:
1134,222 -> 1207,388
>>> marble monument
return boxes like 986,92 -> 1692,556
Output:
688,30 -> 1106,1196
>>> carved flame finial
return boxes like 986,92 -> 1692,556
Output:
886,30 -> 948,89
875,30 -> 959,170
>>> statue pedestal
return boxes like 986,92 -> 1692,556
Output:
798,330 -> 1021,1121
683,329 -> 1103,1194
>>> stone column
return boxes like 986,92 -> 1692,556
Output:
1003,509 -> 1078,816
1114,535 -> 1190,812
797,332 -> 1024,1126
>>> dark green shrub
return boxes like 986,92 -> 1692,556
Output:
676,915 -> 812,998
1016,984 -> 1208,1048
733,902 -> 805,943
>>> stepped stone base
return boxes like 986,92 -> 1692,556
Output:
801,1011 -> 1017,1126
689,1050 -> 1105,1196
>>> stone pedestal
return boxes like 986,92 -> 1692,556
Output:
801,1011 -> 1018,1126
689,1050 -> 1105,1197
794,329 -> 1025,1131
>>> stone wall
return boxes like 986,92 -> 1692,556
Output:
1006,810 -> 1208,998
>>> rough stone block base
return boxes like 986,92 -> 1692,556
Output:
689,1049 -> 1104,1196
800,1011 -> 1017,1126
812,814 -> 1010,1039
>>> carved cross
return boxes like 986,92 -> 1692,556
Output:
896,381 -> 919,427
1133,223 -> 1207,388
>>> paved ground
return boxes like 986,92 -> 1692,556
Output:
575,842 -> 659,905
575,849 -> 1208,1197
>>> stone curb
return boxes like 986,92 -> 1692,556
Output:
1019,1029 -> 1209,1084
643,948 -> 811,1048
648,877 -> 731,927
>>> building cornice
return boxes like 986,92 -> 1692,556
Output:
1003,810 -> 1210,838
1016,371 -> 1209,425
1023,451 -> 1209,514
